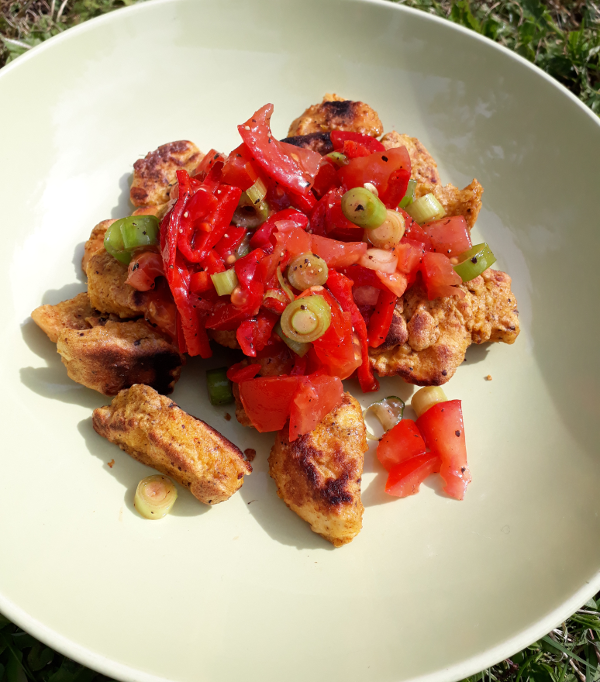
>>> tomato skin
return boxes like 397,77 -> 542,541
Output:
289,374 -> 343,441
416,400 -> 470,500
423,216 -> 471,258
311,234 -> 367,268
227,362 -> 261,383
420,252 -> 464,300
330,130 -> 386,153
220,143 -> 260,191
126,250 -> 164,291
339,147 -> 411,207
385,452 -> 441,497
239,376 -> 301,432
377,419 -> 427,471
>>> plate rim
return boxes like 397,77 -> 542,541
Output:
2,1 -> 600,680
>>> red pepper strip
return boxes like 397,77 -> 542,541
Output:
161,170 -> 191,269
288,188 -> 317,214
200,250 -> 226,275
340,264 -> 387,290
379,167 -> 411,209
205,300 -> 253,331
367,287 -> 397,349
221,143 -> 260,191
227,362 -> 261,383
180,185 -> 242,264
194,149 -> 225,179
327,270 -> 379,393
189,271 -> 213,294
330,130 -> 386,153
236,310 -> 278,358
311,161 -> 339,199
168,256 -> 212,358
238,104 -> 318,198
215,226 -> 246,261
249,208 -> 308,250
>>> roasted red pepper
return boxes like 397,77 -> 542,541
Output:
327,270 -> 379,393
367,287 -> 397,348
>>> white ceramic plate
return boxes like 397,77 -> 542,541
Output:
2,1 -> 600,681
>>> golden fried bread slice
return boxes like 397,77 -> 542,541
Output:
130,141 -> 203,208
288,94 -> 383,138
32,292 -> 95,343
86,249 -> 152,319
416,179 -> 483,230
93,384 -> 251,504
57,319 -> 183,396
207,329 -> 240,349
380,131 -> 441,186
369,269 -> 519,385
269,393 -> 367,547
82,220 -> 115,273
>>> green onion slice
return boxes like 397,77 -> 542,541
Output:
405,193 -> 445,224
211,269 -> 239,296
104,216 -> 160,265
287,253 -> 329,291
341,187 -> 387,229
134,475 -> 178,520
326,152 -> 349,168
280,295 -> 331,344
245,177 -> 268,206
276,266 -> 295,302
275,321 -> 310,357
206,367 -> 234,405
453,243 -> 497,282
366,210 -> 405,250
398,179 -> 417,209
363,396 -> 405,441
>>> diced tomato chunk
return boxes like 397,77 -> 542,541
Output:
385,452 -> 441,497
238,376 -> 301,432
422,216 -> 471,258
289,375 -> 343,441
311,234 -> 367,268
377,419 -> 427,471
420,252 -> 464,300
416,400 -> 470,500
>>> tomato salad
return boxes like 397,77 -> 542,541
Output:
104,103 -> 499,502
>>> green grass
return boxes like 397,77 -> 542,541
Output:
1,1 -> 599,681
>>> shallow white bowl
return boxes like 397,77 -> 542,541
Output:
1,1 -> 600,681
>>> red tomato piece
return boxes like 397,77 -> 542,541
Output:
189,271 -> 213,294
377,419 -> 427,471
221,143 -> 260,190
273,222 -> 312,258
238,105 -> 320,198
126,250 -> 164,292
395,242 -> 424,279
235,310 -> 278,358
310,158 -> 339,198
422,216 -> 472,258
338,147 -> 411,208
289,374 -> 344,441
420,252 -> 465,300
385,452 -> 442,498
330,130 -> 386,153
416,400 -> 470,500
226,362 -> 261,383
238,376 -> 301,432
401,213 -> 433,251
310,234 -> 367,268
375,271 -> 408,297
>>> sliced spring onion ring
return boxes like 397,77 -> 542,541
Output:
206,367 -> 234,405
366,210 -> 406,250
411,386 -> 447,418
104,216 -> 160,265
287,253 -> 329,291
359,248 -> 398,274
398,178 -> 417,209
232,199 -> 270,229
211,269 -> 239,296
405,193 -> 445,224
245,177 -> 268,205
363,396 -> 405,441
326,152 -> 348,168
341,187 -> 387,229
280,295 -> 331,344
134,475 -> 178,520
264,289 -> 290,305
275,321 -> 310,357
453,242 -> 497,282
276,266 -> 295,302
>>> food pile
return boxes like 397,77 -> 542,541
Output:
31,95 -> 520,546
